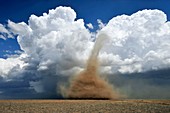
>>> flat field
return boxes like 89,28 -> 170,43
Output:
0,99 -> 170,113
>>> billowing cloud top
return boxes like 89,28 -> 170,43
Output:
0,6 -> 170,97
100,9 -> 170,73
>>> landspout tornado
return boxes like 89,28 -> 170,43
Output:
65,33 -> 120,99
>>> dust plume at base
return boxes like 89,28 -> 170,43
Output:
62,33 -> 122,99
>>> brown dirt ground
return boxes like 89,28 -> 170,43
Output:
0,99 -> 170,113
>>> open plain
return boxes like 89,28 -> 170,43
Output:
0,100 -> 170,113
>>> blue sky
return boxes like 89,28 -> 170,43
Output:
1,0 -> 170,58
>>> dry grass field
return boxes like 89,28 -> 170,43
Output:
0,99 -> 170,113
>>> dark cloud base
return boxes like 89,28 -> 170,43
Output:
110,68 -> 170,99
0,68 -> 170,99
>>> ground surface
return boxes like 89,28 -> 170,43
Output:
0,100 -> 170,113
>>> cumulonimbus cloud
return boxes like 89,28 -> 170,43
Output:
100,9 -> 170,73
0,6 -> 170,98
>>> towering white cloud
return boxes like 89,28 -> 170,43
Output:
100,9 -> 170,73
7,6 -> 93,76
2,6 -> 94,94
